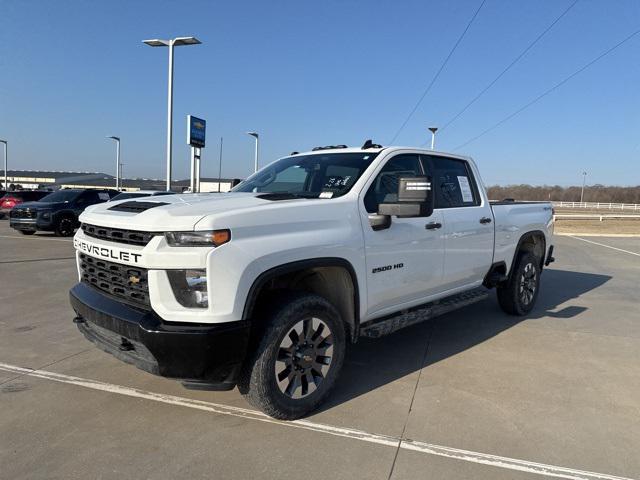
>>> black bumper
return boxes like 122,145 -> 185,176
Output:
9,218 -> 54,231
70,283 -> 251,389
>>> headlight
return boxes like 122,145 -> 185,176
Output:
165,229 -> 230,247
167,269 -> 208,308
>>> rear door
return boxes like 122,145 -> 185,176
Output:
425,155 -> 494,291
360,153 -> 445,318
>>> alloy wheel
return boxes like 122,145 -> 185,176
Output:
519,263 -> 537,305
59,218 -> 74,236
274,317 -> 334,399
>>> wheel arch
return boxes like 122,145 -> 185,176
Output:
508,230 -> 546,279
242,258 -> 361,342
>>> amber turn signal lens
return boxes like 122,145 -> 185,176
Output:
211,229 -> 230,246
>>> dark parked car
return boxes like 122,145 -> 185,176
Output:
9,189 -> 117,236
0,190 -> 50,219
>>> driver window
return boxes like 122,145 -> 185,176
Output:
363,155 -> 422,213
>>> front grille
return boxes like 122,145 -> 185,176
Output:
81,223 -> 159,246
79,253 -> 150,309
10,209 -> 37,219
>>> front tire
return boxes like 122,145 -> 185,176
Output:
55,216 -> 76,237
238,292 -> 346,420
497,252 -> 541,316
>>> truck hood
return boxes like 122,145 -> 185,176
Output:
79,192 -> 296,231
14,201 -> 66,211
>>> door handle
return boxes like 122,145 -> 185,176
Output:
425,222 -> 442,230
479,217 -> 492,224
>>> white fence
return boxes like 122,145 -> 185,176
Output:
554,214 -> 640,222
553,201 -> 640,211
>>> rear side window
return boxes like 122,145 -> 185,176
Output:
78,191 -> 111,205
425,156 -> 479,208
363,154 -> 423,213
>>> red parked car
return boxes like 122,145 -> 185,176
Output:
0,191 -> 50,219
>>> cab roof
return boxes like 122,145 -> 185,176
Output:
291,145 -> 471,162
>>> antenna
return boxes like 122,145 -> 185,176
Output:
362,139 -> 382,149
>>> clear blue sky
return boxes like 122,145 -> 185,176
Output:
1,0 -> 638,186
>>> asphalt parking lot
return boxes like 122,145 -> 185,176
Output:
1,222 -> 639,480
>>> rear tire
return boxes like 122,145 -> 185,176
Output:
55,216 -> 76,237
497,252 -> 541,316
238,292 -> 346,420
20,230 -> 35,235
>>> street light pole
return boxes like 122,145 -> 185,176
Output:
247,132 -> 259,172
0,140 -> 7,190
580,171 -> 587,203
107,136 -> 121,190
166,41 -> 174,191
143,36 -> 202,191
428,127 -> 438,150
218,137 -> 223,192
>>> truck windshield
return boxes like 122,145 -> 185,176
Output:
40,190 -> 80,203
232,152 -> 379,198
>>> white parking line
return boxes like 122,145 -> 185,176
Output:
569,236 -> 640,257
0,362 -> 634,480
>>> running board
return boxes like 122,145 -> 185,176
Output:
360,288 -> 490,338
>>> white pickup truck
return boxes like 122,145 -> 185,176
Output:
70,142 -> 554,419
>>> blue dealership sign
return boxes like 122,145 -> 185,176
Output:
187,115 -> 206,148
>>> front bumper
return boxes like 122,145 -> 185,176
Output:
9,217 -> 54,231
70,282 -> 250,389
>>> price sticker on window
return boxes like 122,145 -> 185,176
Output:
457,176 -> 474,203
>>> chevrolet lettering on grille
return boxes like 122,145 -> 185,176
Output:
74,238 -> 142,264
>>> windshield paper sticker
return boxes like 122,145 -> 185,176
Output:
319,191 -> 334,199
457,176 -> 474,203
98,192 -> 110,200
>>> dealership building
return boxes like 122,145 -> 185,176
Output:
1,170 -> 241,193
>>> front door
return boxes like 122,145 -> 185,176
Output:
359,153 -> 445,319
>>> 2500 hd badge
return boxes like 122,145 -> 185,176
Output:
73,238 -> 141,264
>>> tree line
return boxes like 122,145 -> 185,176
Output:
486,185 -> 640,204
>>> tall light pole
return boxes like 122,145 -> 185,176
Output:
143,36 -> 202,191
0,140 -> 6,190
218,137 -> 224,192
428,127 -> 438,150
580,171 -> 587,203
247,132 -> 259,172
107,136 -> 120,190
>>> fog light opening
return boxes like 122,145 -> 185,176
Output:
167,269 -> 209,308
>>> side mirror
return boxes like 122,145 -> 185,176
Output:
378,176 -> 433,218
368,213 -> 391,231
